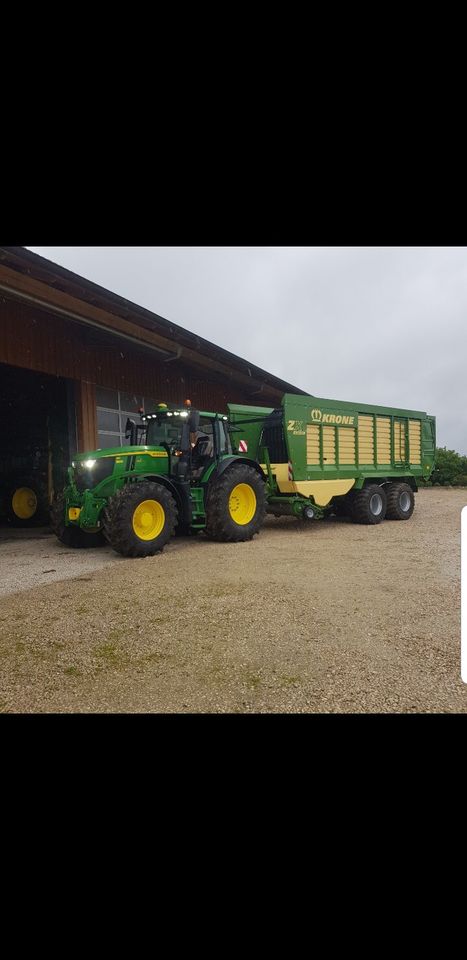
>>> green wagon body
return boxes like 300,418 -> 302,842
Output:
228,394 -> 436,516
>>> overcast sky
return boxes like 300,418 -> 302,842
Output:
29,247 -> 467,453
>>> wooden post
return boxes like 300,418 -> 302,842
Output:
75,380 -> 97,452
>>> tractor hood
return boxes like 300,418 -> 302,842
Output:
70,445 -> 169,494
73,445 -> 166,463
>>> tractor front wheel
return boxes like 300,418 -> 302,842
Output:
103,481 -> 177,557
205,465 -> 266,542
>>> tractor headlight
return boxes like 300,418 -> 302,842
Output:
83,459 -> 96,469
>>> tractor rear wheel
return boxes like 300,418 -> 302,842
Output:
6,480 -> 46,526
204,465 -> 266,542
103,481 -> 177,557
50,495 -> 105,548
385,482 -> 415,520
350,484 -> 387,525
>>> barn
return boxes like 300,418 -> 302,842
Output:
0,246 -> 304,524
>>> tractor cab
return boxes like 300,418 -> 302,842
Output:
140,402 -> 231,481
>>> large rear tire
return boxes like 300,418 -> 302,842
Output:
6,480 -> 46,527
204,465 -> 266,542
103,481 -> 177,557
385,482 -> 415,520
350,484 -> 387,525
50,495 -> 105,548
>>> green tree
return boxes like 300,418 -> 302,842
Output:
432,447 -> 467,485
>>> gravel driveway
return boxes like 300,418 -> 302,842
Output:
0,488 -> 465,713
0,528 -> 120,598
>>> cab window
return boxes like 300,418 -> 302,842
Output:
216,419 -> 232,454
146,416 -> 181,447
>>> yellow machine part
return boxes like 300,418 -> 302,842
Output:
261,464 -> 355,506
228,483 -> 257,525
12,487 -> 38,520
132,500 -> 166,541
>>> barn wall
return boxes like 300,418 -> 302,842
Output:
0,295 -> 260,416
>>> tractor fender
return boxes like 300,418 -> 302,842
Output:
139,474 -> 191,523
206,457 -> 267,486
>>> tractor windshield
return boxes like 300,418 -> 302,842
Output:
146,414 -> 183,448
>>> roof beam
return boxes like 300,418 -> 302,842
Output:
0,263 -> 283,399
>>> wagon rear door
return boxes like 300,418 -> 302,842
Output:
393,417 -> 409,467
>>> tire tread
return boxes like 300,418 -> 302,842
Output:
104,481 -> 177,557
205,465 -> 266,542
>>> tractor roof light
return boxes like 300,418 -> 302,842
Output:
180,411 -> 188,418
84,459 -> 96,469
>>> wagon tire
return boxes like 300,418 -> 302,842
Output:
385,482 -> 415,520
350,484 -> 387,525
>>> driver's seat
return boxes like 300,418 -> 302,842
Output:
191,433 -> 214,476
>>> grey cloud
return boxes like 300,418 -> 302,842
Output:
29,246 -> 467,453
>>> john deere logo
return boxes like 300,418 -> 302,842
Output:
311,408 -> 355,426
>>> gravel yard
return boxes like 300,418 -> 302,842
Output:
0,488 -> 465,713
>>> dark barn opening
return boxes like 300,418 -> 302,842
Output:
0,363 -> 71,525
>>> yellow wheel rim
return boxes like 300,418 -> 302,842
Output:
132,499 -> 165,541
12,487 -> 38,520
228,483 -> 257,525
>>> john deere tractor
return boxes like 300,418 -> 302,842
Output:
51,402 -> 266,556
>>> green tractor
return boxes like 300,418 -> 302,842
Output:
51,402 -> 266,556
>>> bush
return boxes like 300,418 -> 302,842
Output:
431,448 -> 467,486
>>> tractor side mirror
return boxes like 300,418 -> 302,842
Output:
180,421 -> 191,453
125,418 -> 137,445
180,409 -> 200,452
188,410 -> 200,433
